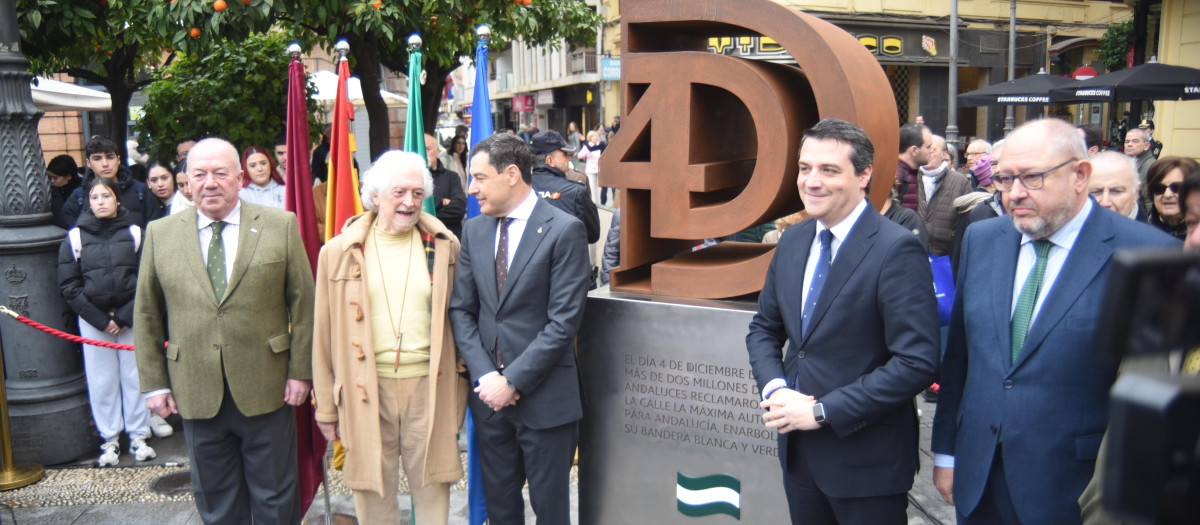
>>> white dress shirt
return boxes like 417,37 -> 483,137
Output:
493,189 -> 539,268
934,198 -> 1093,469
478,190 -> 539,384
761,198 -> 869,401
198,202 -> 242,282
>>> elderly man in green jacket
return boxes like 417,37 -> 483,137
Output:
134,137 -> 315,525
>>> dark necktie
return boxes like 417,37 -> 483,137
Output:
1011,240 -> 1053,363
802,229 -> 833,336
207,221 -> 227,300
496,217 -> 511,296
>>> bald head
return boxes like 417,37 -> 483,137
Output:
1087,151 -> 1140,217
188,138 -> 244,221
999,119 -> 1090,239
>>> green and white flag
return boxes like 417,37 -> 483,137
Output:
676,472 -> 741,519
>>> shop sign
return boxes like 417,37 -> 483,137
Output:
536,89 -> 555,106
708,28 -> 947,64
601,57 -> 621,81
513,94 -> 534,112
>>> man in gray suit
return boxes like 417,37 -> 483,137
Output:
449,133 -> 591,524
135,138 -> 315,525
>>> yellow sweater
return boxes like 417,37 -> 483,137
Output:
363,227 -> 432,379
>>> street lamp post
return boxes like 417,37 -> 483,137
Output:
0,0 -> 95,466
1004,0 -> 1017,134
946,0 -> 960,153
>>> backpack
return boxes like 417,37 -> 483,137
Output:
69,225 -> 141,261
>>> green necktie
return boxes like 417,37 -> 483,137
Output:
1011,240 -> 1053,364
207,221 -> 227,301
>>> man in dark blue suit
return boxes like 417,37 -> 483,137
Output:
746,118 -> 941,525
931,118 -> 1179,525
449,133 -> 591,524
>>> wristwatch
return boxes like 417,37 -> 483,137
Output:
812,402 -> 828,427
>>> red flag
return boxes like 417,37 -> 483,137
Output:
325,56 -> 362,240
285,53 -> 328,515
285,56 -> 321,273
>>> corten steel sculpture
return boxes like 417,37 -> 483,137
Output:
602,0 -> 899,299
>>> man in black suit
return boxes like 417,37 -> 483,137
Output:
449,133 -> 591,524
746,118 -> 940,525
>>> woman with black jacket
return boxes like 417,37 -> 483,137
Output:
58,176 -> 156,467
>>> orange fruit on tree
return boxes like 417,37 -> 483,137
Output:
242,0 -> 251,4
190,27 -> 202,38
370,0 -> 380,8
106,50 -> 114,56
214,0 -> 227,11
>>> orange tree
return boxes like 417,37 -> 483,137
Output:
154,0 -> 601,159
18,0 -> 181,159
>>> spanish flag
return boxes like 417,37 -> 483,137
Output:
325,48 -> 363,241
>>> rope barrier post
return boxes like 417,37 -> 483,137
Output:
0,335 -> 44,491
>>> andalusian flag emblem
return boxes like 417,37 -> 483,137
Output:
676,472 -> 741,519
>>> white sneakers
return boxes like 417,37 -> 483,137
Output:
130,435 -> 157,462
97,438 -> 120,467
149,414 -> 174,437
98,435 -> 158,466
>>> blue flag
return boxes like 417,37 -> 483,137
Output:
466,37 -> 494,219
465,33 -> 493,525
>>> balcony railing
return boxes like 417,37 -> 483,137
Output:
569,50 -> 598,75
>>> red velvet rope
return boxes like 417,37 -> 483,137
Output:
1,306 -> 134,351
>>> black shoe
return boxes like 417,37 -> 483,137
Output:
922,387 -> 939,403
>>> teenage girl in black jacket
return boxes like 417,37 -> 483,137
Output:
58,176 -> 156,467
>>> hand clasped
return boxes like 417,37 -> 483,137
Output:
760,388 -> 820,433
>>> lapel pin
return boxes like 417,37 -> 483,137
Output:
250,228 -> 259,233
537,227 -> 543,234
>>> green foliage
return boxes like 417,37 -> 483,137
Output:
136,32 -> 321,161
1098,19 -> 1134,73
154,0 -> 600,75
18,0 -> 173,79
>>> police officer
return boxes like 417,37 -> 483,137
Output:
530,131 -> 600,245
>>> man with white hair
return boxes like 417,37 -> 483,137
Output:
312,150 -> 466,523
918,135 -> 973,256
1087,151 -> 1143,221
963,139 -> 991,180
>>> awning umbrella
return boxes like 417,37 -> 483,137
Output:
30,77 -> 111,112
958,68 -> 1075,107
308,70 -> 407,109
1049,56 -> 1200,103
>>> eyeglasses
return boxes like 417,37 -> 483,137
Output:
992,158 -> 1076,192
1150,182 -> 1182,196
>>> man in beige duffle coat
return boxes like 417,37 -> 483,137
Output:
312,150 -> 467,524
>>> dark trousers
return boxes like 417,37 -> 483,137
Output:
783,437 -> 908,525
957,447 -> 1022,525
473,409 -> 577,525
181,387 -> 301,525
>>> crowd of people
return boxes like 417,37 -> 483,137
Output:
748,116 -> 1198,525
44,116 -> 614,523
44,108 -> 1199,524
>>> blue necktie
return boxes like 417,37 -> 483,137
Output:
802,229 -> 833,336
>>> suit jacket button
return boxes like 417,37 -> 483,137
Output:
990,425 -> 998,433
1003,380 -> 1013,389
797,351 -> 806,359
